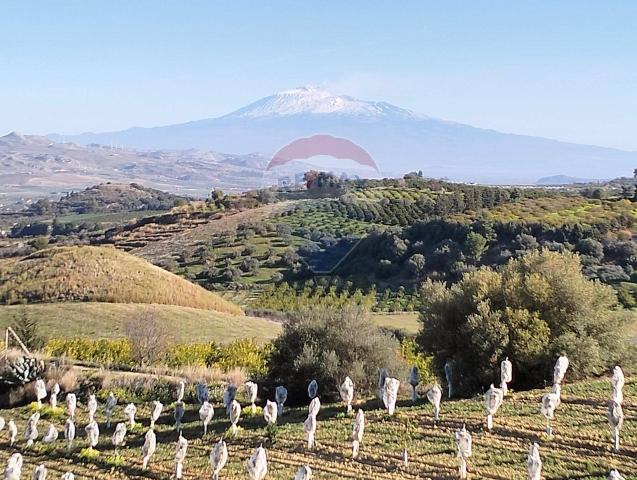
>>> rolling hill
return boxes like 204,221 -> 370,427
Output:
52,86 -> 637,184
0,131 -> 269,203
50,182 -> 187,214
0,245 -> 244,315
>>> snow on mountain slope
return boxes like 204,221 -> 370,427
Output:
224,86 -> 421,120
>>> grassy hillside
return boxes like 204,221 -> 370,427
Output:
0,246 -> 243,315
0,377 -> 633,479
0,303 -> 279,343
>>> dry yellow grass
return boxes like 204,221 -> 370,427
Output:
0,246 -> 243,315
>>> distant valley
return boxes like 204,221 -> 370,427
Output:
0,131 -> 270,206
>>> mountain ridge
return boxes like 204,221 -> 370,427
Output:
0,131 -> 270,203
47,86 -> 637,184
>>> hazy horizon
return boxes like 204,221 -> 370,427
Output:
1,1 -> 636,151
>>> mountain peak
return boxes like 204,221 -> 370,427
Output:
279,85 -> 328,95
224,86 -> 420,120
2,131 -> 26,141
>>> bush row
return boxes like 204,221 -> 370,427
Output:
44,338 -> 271,375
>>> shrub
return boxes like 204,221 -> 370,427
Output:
267,305 -> 405,403
9,310 -> 45,351
589,264 -> 630,283
165,343 -> 220,367
79,448 -> 100,460
575,238 -> 604,260
28,403 -> 65,420
222,267 -> 241,281
417,250 -> 632,396
400,338 -> 435,385
214,339 -> 272,376
406,253 -> 426,278
166,339 -> 271,376
239,257 -> 259,273
44,338 -> 133,365
124,311 -> 168,367
45,337 -> 270,375
30,236 -> 50,251
463,232 -> 487,261
616,282 -> 637,308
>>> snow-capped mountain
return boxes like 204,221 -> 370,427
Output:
225,86 -> 421,120
50,87 -> 637,184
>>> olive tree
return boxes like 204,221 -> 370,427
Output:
417,250 -> 631,396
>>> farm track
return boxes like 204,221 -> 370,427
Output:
0,378 -> 635,479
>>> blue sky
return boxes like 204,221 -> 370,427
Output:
1,1 -> 636,149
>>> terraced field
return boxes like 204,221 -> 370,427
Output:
0,378 -> 633,479
125,202 -> 293,263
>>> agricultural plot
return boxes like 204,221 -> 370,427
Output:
0,377 -> 633,479
281,189 -> 450,228
347,186 -> 437,203
278,200 -> 374,237
179,230 -> 307,288
52,210 -> 167,227
457,197 -> 637,228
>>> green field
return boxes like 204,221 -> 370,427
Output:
370,312 -> 420,335
0,377 -> 633,479
0,303 -> 280,344
0,304 -> 419,343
